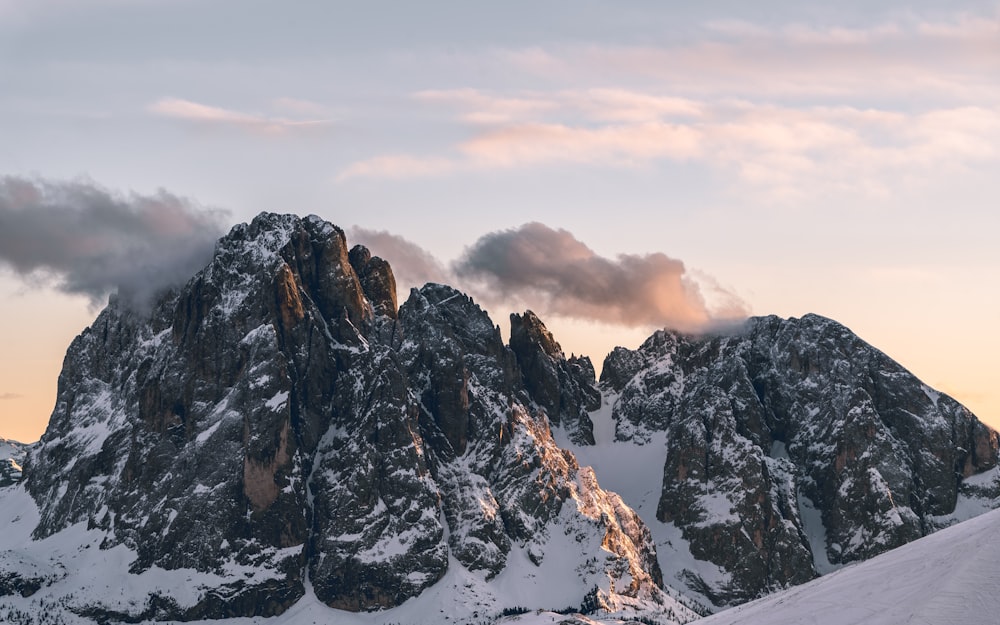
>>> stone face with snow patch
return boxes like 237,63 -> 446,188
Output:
4,213 -> 691,624
0,438 -> 30,487
7,211 -> 996,624
600,314 -> 1000,607
509,310 -> 601,446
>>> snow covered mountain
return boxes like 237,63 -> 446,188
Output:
577,319 -> 999,608
1,213 -> 696,624
1,212 -> 997,624
0,438 -> 29,487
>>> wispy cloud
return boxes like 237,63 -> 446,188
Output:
454,222 -> 746,330
560,13 -> 1000,101
458,121 -> 703,167
0,175 -> 227,308
149,97 -> 332,134
271,97 -> 331,117
339,88 -> 1000,201
348,221 -> 746,332
415,89 -> 561,124
415,88 -> 704,125
339,9 -> 999,197
348,226 -> 451,294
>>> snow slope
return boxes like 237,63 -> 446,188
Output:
555,394 -> 722,613
697,505 -> 1000,625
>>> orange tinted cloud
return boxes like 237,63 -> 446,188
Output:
454,222 -> 747,331
339,94 -> 1000,202
458,121 -> 704,167
149,97 -> 331,134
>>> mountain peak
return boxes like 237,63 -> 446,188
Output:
7,214 -> 690,623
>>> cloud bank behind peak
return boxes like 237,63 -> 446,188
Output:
352,220 -> 747,333
0,175 -> 227,308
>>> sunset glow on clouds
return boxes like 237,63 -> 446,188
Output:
0,0 -> 998,441
337,10 -> 1000,203
149,97 -> 333,134
353,222 -> 747,331
340,94 -> 1000,204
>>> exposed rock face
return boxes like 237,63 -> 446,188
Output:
601,314 -> 1000,606
11,213 -> 682,622
348,244 -> 398,319
396,288 -> 664,599
7,211 -> 997,623
0,439 -> 29,487
509,310 -> 601,445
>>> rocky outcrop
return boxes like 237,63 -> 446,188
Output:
509,311 -> 600,445
348,244 -> 397,319
8,211 -> 996,622
395,286 -> 666,605
602,314 -> 1000,606
0,439 -> 28,488
9,213 -> 685,623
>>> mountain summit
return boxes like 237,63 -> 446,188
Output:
588,314 -> 999,606
1,213 -> 996,624
6,213 -> 691,623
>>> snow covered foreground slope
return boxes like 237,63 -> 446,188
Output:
698,504 -> 1000,625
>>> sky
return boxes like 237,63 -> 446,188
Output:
0,0 -> 998,443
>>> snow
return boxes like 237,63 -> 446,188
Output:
920,384 -> 941,407
797,491 -> 839,575
698,506 -> 1000,625
929,465 -> 1000,527
0,438 -> 28,459
195,418 -> 224,443
265,391 -> 289,411
0,486 -> 295,624
555,393 -> 719,612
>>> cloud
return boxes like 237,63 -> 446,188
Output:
348,226 -> 452,293
0,392 -> 22,400
338,8 -> 1000,198
415,89 -> 561,125
0,175 -> 227,308
458,121 -> 704,167
348,222 -> 745,332
416,88 -> 703,125
454,222 -> 747,331
339,86 -> 1000,202
554,13 -> 1000,102
149,97 -> 331,134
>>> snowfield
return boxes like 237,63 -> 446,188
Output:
698,506 -> 1000,625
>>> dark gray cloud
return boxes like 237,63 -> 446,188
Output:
0,176 -> 226,308
348,226 -> 452,293
454,222 -> 747,331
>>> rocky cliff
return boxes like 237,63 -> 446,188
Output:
597,315 -> 1000,606
0,438 -> 29,487
5,213 -> 694,624
2,212 -> 997,624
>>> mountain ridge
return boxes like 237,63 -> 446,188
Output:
1,212 -> 997,624
4,213 -> 694,624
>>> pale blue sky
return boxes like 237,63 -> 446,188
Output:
1,0 -> 998,441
